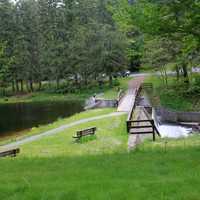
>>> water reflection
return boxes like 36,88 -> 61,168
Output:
0,101 -> 83,137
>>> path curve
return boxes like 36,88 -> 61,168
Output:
1,112 -> 126,149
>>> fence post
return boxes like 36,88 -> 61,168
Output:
126,121 -> 130,133
151,120 -> 156,141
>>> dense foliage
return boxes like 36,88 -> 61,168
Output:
0,0 -> 199,96
112,0 -> 200,83
0,0 -> 127,94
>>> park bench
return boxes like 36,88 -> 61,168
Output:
73,127 -> 97,141
0,148 -> 20,158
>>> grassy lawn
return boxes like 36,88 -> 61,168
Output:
0,108 -> 115,146
1,130 -> 200,199
145,75 -> 200,111
2,75 -> 200,199
20,114 -> 128,157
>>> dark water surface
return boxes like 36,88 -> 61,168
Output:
0,100 -> 84,137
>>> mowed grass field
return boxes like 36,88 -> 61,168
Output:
1,137 -> 200,199
1,108 -> 200,200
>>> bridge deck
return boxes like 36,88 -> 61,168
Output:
117,89 -> 136,112
117,76 -> 145,112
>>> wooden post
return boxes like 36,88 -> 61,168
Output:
153,130 -> 156,141
151,120 -> 156,141
126,121 -> 130,133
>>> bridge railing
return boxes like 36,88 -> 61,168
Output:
126,85 -> 160,140
126,86 -> 142,122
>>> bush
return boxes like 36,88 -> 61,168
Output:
112,79 -> 120,87
185,85 -> 200,96
194,74 -> 200,85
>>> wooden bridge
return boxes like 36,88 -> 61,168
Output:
127,106 -> 160,141
125,83 -> 160,143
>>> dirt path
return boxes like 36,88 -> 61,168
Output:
1,112 -> 126,149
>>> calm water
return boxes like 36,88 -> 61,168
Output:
0,101 -> 84,137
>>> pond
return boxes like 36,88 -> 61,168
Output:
0,100 -> 84,137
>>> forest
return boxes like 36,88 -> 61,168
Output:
0,0 -> 199,95
0,0 -> 127,94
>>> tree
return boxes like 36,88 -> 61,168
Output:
0,0 -> 128,94
111,0 -> 200,82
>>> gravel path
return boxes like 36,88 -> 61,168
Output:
1,112 -> 126,149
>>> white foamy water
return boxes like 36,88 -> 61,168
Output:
152,109 -> 192,138
157,124 -> 192,138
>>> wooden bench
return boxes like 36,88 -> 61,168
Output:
0,148 -> 20,158
73,127 -> 97,141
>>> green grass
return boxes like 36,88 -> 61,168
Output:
0,92 -> 82,104
2,74 -> 200,199
0,108 -> 115,146
1,133 -> 200,199
145,75 -> 200,111
19,114 -> 127,157
1,111 -> 200,199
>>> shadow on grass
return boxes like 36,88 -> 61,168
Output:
73,135 -> 97,144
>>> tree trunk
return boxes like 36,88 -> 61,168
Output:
74,74 -> 78,86
182,63 -> 189,84
26,80 -> 30,92
20,80 -> 24,92
16,80 -> 19,92
109,74 -> 113,87
2,87 -> 6,97
175,65 -> 180,81
12,81 -> 15,93
29,79 -> 34,92
38,81 -> 42,91
56,77 -> 60,89
84,73 -> 87,86
74,73 -> 80,89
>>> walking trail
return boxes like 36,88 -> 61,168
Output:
118,76 -> 146,151
1,112 -> 126,149
117,76 -> 145,112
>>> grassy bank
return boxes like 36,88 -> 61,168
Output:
145,75 -> 200,111
19,113 -> 127,157
0,77 -> 131,104
0,108 -> 115,146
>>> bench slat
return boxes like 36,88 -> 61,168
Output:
0,148 -> 20,158
73,127 -> 97,140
